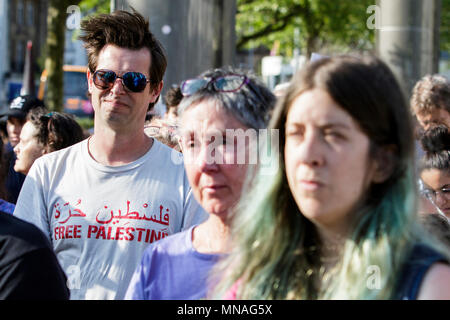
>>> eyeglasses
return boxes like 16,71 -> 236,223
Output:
93,69 -> 151,93
144,124 -> 178,137
180,75 -> 249,96
422,186 -> 450,202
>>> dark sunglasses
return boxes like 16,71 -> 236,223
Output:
93,69 -> 151,93
180,74 -> 249,96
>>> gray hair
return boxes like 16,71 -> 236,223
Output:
178,67 -> 276,129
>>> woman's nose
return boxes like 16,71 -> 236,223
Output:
193,139 -> 221,173
13,144 -> 20,155
296,131 -> 325,167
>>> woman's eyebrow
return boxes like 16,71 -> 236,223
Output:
321,122 -> 351,130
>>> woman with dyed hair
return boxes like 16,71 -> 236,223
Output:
125,68 -> 276,299
13,108 -> 85,175
212,55 -> 450,300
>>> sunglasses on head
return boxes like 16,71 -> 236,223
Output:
180,74 -> 249,97
93,69 -> 151,93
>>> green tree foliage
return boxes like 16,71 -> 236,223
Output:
236,0 -> 375,58
79,0 -> 110,17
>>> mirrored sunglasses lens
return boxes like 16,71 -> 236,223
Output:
94,71 -> 116,88
123,72 -> 147,92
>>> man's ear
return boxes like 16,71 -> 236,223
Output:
372,144 -> 398,184
150,81 -> 164,103
87,69 -> 93,95
177,136 -> 184,153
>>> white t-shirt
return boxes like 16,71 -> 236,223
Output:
13,138 -> 207,300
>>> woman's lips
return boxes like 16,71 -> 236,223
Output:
202,185 -> 227,192
298,180 -> 324,191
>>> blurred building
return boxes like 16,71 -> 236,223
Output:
0,0 -> 88,110
124,0 -> 236,102
0,0 -> 48,107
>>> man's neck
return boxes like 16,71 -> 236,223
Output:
88,128 -> 153,166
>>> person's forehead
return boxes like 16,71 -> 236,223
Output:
96,44 -> 151,74
7,116 -> 25,124
422,168 -> 450,188
180,101 -> 246,133
20,121 -> 38,137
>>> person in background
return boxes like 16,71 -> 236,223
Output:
13,108 -> 85,176
0,211 -> 70,300
0,95 -> 45,203
125,68 -> 276,299
411,74 -> 450,131
163,85 -> 183,121
212,55 -> 450,300
13,10 -> 206,300
144,117 -> 180,151
0,138 -> 15,215
418,125 -> 450,220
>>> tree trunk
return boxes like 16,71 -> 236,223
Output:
44,0 -> 80,111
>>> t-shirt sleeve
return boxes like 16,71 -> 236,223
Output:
0,247 -> 70,300
124,248 -> 155,300
13,160 -> 51,240
124,262 -> 146,300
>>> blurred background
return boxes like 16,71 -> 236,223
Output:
0,0 -> 448,127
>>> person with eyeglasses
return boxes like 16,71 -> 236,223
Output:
13,10 -> 207,300
419,125 -> 450,220
125,68 -> 276,300
144,117 -> 180,152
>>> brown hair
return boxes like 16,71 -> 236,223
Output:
27,108 -> 85,153
79,9 -> 167,110
410,74 -> 450,116
164,86 -> 183,108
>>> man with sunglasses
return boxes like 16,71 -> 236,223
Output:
13,10 -> 206,300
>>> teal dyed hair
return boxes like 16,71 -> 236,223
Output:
210,55 -> 450,300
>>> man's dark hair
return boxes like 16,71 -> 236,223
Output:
79,9 -> 167,110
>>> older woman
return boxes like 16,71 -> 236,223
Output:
125,68 -> 276,299
13,108 -> 85,175
212,55 -> 450,300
